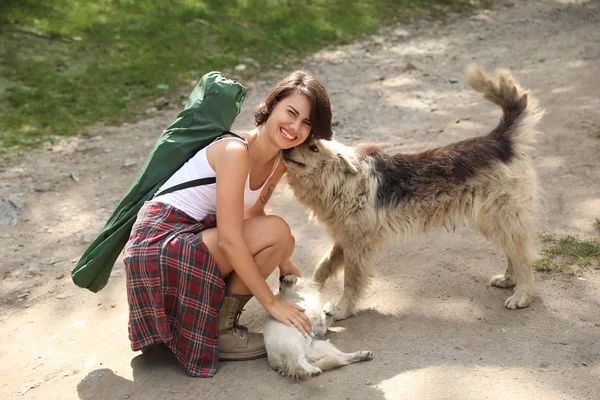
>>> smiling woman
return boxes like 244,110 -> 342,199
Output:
254,70 -> 333,142
122,70 -> 333,377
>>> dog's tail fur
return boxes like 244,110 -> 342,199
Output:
466,65 -> 544,156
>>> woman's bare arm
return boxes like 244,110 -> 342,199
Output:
212,140 -> 277,308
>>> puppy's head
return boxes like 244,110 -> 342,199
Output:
282,139 -> 358,187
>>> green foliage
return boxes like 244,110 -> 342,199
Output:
0,0 -> 485,152
534,231 -> 600,275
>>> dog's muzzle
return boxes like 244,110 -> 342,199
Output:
282,153 -> 305,168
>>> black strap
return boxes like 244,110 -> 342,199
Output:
221,131 -> 248,148
153,131 -> 247,198
154,177 -> 216,198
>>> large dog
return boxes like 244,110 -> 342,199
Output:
282,66 -> 543,320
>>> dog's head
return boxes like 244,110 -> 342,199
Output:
282,139 -> 358,187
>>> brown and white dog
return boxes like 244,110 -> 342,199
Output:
282,66 -> 544,320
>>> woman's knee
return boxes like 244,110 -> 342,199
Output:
266,215 -> 292,236
269,216 -> 295,255
248,215 -> 292,244
287,232 -> 296,255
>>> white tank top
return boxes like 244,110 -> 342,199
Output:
154,136 -> 281,221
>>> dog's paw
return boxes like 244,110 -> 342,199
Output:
279,274 -> 298,286
359,351 -> 374,361
504,290 -> 531,309
333,303 -> 355,321
323,302 -> 336,317
271,364 -> 289,376
333,309 -> 354,321
306,367 -> 322,378
490,274 -> 516,288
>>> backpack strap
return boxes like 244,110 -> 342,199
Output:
215,131 -> 248,147
153,131 -> 247,198
153,177 -> 217,198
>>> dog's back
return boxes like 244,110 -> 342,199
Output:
371,67 -> 543,237
369,67 -> 543,309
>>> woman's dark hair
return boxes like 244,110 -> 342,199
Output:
254,70 -> 333,140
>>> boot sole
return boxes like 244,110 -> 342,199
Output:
218,349 -> 268,361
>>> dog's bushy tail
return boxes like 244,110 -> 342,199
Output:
466,65 -> 544,156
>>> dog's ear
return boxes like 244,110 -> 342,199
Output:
337,152 -> 358,174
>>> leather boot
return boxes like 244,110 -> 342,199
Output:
218,294 -> 267,360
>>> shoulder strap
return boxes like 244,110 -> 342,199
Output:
217,131 -> 248,147
154,177 -> 216,198
153,131 -> 247,198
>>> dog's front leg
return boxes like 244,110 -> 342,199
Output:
312,243 -> 344,288
333,249 -> 374,321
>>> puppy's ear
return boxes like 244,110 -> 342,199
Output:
337,152 -> 358,174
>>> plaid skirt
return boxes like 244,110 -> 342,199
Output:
123,201 -> 225,377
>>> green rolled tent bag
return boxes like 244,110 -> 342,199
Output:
71,71 -> 246,292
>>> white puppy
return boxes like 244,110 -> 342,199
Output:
263,275 -> 373,378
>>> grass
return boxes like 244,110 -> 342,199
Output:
534,231 -> 600,275
0,0 -> 487,153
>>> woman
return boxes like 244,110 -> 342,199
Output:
123,70 -> 333,377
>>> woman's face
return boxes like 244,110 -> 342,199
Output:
265,91 -> 312,149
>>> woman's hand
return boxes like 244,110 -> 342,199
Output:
265,299 -> 312,336
278,258 -> 303,277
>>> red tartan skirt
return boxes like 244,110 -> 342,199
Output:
123,201 -> 225,377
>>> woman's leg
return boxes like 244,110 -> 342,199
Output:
201,215 -> 294,295
202,215 -> 294,360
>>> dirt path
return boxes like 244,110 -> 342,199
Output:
1,1 -> 599,399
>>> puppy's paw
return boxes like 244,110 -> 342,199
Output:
280,274 -> 298,286
279,275 -> 298,294
490,274 -> 516,288
323,302 -> 336,317
359,351 -> 374,361
271,364 -> 288,376
306,367 -> 322,378
504,290 -> 531,309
